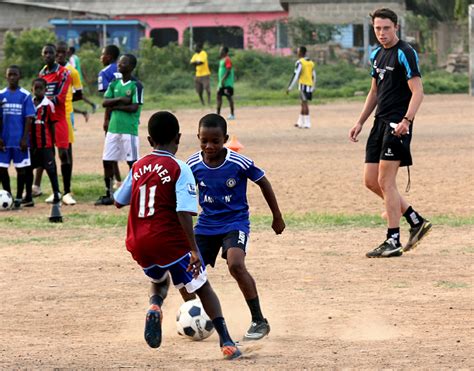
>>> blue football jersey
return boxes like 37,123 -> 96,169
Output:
98,63 -> 121,92
0,87 -> 36,148
187,148 -> 265,235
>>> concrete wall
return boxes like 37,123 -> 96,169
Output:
288,2 -> 405,24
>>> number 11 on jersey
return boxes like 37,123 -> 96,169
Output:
139,184 -> 157,218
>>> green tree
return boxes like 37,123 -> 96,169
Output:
287,17 -> 339,47
2,28 -> 56,78
406,0 -> 474,21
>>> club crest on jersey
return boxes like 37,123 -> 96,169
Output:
187,183 -> 196,195
126,90 -> 132,96
226,178 -> 236,188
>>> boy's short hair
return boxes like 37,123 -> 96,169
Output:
7,65 -> 21,75
199,113 -> 227,136
32,77 -> 47,87
122,53 -> 137,70
222,46 -> 229,54
105,45 -> 120,60
148,111 -> 180,145
299,46 -> 307,55
370,8 -> 398,25
43,43 -> 56,51
56,40 -> 68,50
68,46 -> 76,54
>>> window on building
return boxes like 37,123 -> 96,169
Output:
276,21 -> 288,49
188,27 -> 244,49
353,24 -> 364,47
150,28 -> 178,47
79,31 -> 100,47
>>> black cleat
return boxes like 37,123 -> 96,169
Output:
366,238 -> 403,258
243,318 -> 270,341
404,220 -> 432,252
94,195 -> 114,206
145,305 -> 162,348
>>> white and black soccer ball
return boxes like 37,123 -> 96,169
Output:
176,299 -> 215,341
0,190 -> 13,211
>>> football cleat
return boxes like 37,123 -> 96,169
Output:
404,220 -> 432,252
366,238 -> 403,258
145,304 -> 163,349
243,318 -> 270,341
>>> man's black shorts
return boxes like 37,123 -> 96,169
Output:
217,86 -> 234,97
31,147 -> 57,171
365,118 -> 413,167
195,230 -> 249,267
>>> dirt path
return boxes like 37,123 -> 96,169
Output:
0,95 -> 472,368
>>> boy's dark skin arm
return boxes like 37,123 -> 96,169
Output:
19,117 -> 33,151
177,211 -> 202,279
256,176 -> 286,234
103,96 -> 139,113
103,107 -> 111,132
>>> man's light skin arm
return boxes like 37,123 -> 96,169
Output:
393,76 -> 423,137
349,78 -> 378,142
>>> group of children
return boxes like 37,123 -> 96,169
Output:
0,42 -> 285,360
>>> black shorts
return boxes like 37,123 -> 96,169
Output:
299,90 -> 312,101
31,147 -> 57,171
217,86 -> 234,97
365,118 -> 413,167
195,230 -> 249,267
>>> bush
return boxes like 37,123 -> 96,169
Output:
1,28 -> 56,86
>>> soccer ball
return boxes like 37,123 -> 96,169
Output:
176,299 -> 215,341
0,190 -> 13,210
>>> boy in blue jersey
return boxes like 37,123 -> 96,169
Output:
349,8 -> 431,257
0,65 -> 36,209
187,113 -> 285,340
98,45 -> 122,190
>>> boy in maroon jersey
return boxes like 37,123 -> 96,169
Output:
113,111 -> 241,360
24,78 -> 60,205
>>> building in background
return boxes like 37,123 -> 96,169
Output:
50,19 -> 146,51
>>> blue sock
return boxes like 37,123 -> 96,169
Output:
212,317 -> 233,346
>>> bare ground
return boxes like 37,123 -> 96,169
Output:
0,94 -> 473,369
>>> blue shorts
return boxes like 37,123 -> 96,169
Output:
0,147 -> 31,168
143,253 -> 208,294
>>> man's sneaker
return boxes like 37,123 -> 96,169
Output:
94,195 -> 114,206
221,342 -> 242,360
227,114 -> 236,120
366,238 -> 403,258
144,304 -> 162,348
32,185 -> 42,197
243,318 -> 270,341
46,193 -> 61,204
21,198 -> 35,207
62,193 -> 77,205
404,220 -> 433,252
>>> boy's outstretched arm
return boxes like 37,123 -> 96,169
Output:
255,176 -> 285,234
177,211 -> 202,278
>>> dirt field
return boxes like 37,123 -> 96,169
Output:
1,95 -> 473,369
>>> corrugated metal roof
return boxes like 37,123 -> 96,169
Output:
3,0 -> 285,15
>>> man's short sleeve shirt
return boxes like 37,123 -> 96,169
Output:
370,40 -> 421,121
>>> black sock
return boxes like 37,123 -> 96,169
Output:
212,317 -> 233,346
24,166 -> 33,200
61,163 -> 72,194
403,206 -> 424,228
16,172 -> 26,200
149,294 -> 164,307
104,177 -> 112,197
246,296 -> 264,323
387,228 -> 400,245
0,170 -> 11,194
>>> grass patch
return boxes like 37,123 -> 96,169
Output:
1,210 -> 473,231
435,280 -> 469,289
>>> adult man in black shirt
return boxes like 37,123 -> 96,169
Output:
349,8 -> 432,258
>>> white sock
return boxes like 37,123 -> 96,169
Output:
296,114 -> 304,127
303,115 -> 311,128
